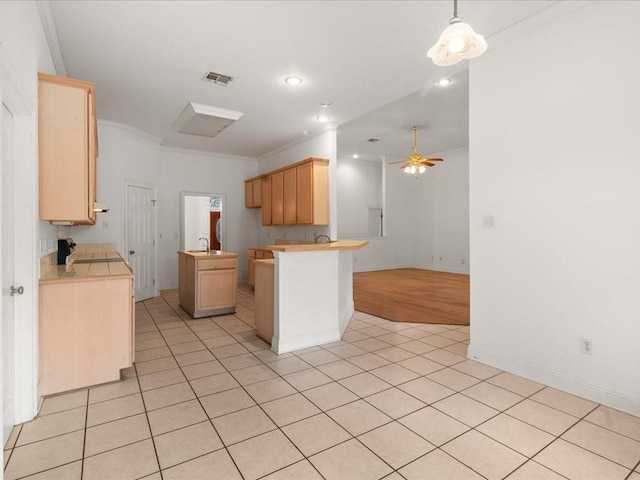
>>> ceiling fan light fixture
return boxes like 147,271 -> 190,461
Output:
391,125 -> 444,178
427,0 -> 487,66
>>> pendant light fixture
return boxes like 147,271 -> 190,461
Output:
427,0 -> 487,66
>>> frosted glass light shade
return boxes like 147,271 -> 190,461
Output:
427,21 -> 487,66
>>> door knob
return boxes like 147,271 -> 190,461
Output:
129,250 -> 135,255
10,285 -> 24,296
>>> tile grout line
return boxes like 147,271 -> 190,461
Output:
132,301 -> 168,479
159,292 -> 334,479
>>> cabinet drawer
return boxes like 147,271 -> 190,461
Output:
197,258 -> 236,271
248,249 -> 256,259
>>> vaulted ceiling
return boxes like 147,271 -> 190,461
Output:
48,1 -> 557,159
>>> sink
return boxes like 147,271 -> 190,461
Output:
186,250 -> 223,255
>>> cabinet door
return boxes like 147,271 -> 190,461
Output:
248,258 -> 255,287
39,80 -> 90,223
296,162 -> 314,224
261,176 -> 272,225
88,90 -> 97,224
197,269 -> 236,311
244,181 -> 253,207
283,167 -> 297,224
271,171 -> 284,225
252,179 -> 262,207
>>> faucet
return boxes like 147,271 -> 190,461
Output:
199,237 -> 210,253
314,234 -> 331,244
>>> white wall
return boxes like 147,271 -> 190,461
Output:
469,1 -> 640,415
350,147 -> 469,274
183,196 -> 210,251
413,147 -> 469,274
257,127 -> 337,244
70,122 -> 259,289
0,0 -> 56,424
158,147 -> 258,288
67,121 -> 162,249
336,158 -> 382,238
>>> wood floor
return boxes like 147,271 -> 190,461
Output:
353,268 -> 470,325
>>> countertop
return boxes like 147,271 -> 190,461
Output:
266,240 -> 369,252
39,252 -> 133,284
178,250 -> 239,259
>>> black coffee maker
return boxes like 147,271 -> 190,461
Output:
57,238 -> 76,265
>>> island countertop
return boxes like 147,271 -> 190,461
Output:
266,240 -> 368,252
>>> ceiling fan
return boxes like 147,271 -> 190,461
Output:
389,125 -> 443,177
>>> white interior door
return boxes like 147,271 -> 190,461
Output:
126,183 -> 156,301
2,103 -> 16,444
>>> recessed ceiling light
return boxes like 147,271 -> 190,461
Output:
436,78 -> 452,86
352,154 -> 359,159
316,115 -> 330,122
284,76 -> 303,86
320,102 -> 333,108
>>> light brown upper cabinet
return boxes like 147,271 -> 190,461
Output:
244,178 -> 262,208
283,167 -> 297,224
271,171 -> 284,225
246,157 -> 329,226
38,73 -> 97,225
261,176 -> 272,226
296,158 -> 329,225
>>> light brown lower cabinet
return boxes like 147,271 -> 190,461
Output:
248,248 -> 273,288
39,276 -> 134,396
254,259 -> 274,344
179,252 -> 238,318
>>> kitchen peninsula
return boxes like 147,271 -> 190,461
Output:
255,240 -> 368,353
39,249 -> 134,396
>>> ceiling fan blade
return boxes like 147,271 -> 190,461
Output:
387,160 -> 408,165
421,161 -> 435,167
424,157 -> 444,162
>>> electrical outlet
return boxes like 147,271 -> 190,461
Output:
102,221 -> 109,229
580,338 -> 593,355
461,258 -> 466,265
483,215 -> 495,228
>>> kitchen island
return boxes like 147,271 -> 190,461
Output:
178,250 -> 238,318
256,240 -> 368,353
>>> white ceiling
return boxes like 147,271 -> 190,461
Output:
49,1 -> 557,159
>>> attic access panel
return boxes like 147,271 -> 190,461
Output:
172,102 -> 244,138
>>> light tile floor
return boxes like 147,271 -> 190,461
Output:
4,286 -> 640,479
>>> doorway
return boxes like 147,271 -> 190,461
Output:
125,181 -> 158,301
209,211 -> 221,250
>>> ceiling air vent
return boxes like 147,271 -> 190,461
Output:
172,103 -> 244,138
202,71 -> 233,86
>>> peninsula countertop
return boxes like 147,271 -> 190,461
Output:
177,250 -> 239,259
39,252 -> 133,284
266,240 -> 368,252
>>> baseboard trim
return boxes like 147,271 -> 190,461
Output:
271,328 -> 341,354
468,345 -> 640,417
